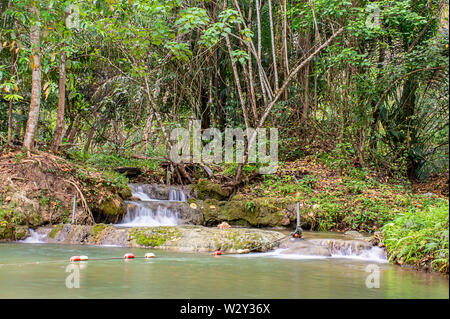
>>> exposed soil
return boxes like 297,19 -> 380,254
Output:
0,149 -> 131,236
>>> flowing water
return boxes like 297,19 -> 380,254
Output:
116,184 -> 189,227
19,229 -> 47,244
3,184 -> 448,298
0,241 -> 448,299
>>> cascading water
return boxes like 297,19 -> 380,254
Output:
169,189 -> 186,201
20,229 -> 47,243
116,184 -> 189,227
236,238 -> 387,262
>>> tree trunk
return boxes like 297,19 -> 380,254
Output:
84,126 -> 95,154
268,0 -> 279,91
233,27 -> 344,184
66,114 -> 81,144
14,107 -> 22,141
51,50 -> 67,152
7,49 -> 15,143
23,6 -> 41,153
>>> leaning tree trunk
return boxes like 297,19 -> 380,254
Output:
23,7 -> 42,153
51,50 -> 67,152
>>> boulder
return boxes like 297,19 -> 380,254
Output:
39,224 -> 286,253
196,179 -> 233,200
217,222 -> 231,229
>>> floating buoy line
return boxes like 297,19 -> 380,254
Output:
1,233 -> 296,267
0,252 -> 155,267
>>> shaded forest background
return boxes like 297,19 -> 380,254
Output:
0,0 -> 448,182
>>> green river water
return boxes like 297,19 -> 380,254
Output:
0,240 -> 448,299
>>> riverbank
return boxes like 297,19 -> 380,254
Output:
1,149 -> 448,274
380,202 -> 449,274
0,149 -> 132,240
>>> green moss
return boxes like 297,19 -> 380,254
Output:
188,198 -> 198,204
131,227 -> 181,247
90,223 -> 106,237
197,179 -> 232,200
212,229 -> 270,251
101,198 -> 124,216
201,197 -> 288,227
14,226 -> 29,240
119,186 -> 132,200
49,224 -> 64,239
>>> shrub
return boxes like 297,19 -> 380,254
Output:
382,201 -> 449,274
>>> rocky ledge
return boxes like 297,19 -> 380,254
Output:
35,224 -> 286,253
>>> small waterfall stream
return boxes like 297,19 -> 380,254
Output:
20,229 -> 47,243
235,238 -> 387,262
116,184 -> 189,227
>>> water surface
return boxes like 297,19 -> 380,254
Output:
0,242 -> 447,299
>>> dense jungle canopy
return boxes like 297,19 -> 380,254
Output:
0,0 -> 448,181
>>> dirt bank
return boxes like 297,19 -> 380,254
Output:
0,150 -> 131,240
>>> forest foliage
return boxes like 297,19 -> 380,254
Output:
0,0 -> 448,181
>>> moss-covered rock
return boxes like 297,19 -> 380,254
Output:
90,223 -> 106,237
93,197 -> 127,224
102,198 -> 123,215
33,224 -> 285,253
161,226 -> 286,252
197,179 -> 233,200
130,227 -> 181,247
49,224 -> 64,239
202,197 -> 292,228
118,186 -> 132,200
14,225 -> 30,240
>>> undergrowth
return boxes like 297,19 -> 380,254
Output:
382,201 -> 449,274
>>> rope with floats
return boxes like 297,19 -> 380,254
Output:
0,252 -> 156,267
2,203 -> 305,262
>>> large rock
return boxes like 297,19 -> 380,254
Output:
196,179 -> 233,200
279,240 -> 332,257
93,197 -> 127,224
197,197 -> 293,228
278,238 -> 376,257
39,224 -> 286,253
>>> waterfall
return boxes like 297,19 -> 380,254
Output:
116,184 -> 189,227
20,229 -> 47,243
169,189 -> 186,201
236,238 -> 387,262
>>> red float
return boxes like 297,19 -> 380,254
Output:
124,253 -> 135,259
